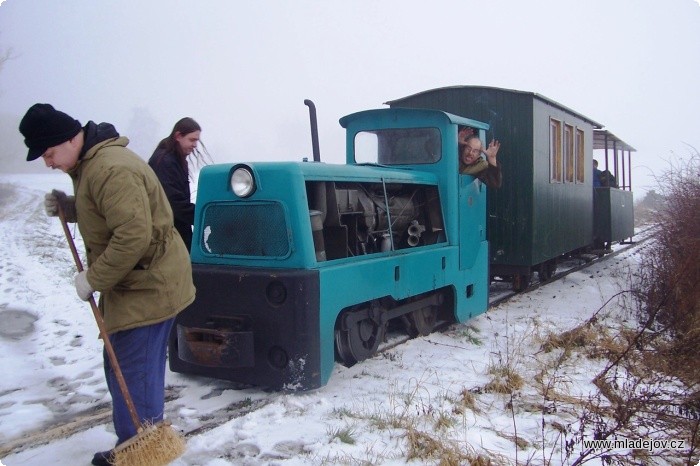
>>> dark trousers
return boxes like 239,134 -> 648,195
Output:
103,318 -> 174,445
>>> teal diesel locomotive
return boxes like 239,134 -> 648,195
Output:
169,106 -> 491,390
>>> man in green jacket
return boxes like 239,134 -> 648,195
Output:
19,103 -> 196,466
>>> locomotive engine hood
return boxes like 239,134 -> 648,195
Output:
191,161 -> 442,267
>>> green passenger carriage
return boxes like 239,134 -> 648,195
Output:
387,86 -> 635,290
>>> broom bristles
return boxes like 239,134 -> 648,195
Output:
111,421 -> 186,466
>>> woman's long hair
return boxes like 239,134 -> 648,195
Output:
154,117 -> 212,179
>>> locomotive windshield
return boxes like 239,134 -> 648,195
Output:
354,127 -> 441,165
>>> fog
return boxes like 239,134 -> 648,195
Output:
1,0 -> 699,197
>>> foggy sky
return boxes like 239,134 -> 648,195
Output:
1,0 -> 699,197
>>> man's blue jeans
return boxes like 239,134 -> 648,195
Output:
103,318 -> 174,445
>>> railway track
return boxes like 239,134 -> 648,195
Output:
489,236 -> 650,308
1,230 -> 653,457
0,384 -> 281,457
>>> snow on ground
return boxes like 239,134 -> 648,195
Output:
0,174 -> 671,465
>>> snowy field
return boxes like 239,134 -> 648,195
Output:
0,174 -> 682,465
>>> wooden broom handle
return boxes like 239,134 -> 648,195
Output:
58,206 -> 143,431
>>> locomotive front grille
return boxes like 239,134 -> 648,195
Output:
200,202 -> 290,257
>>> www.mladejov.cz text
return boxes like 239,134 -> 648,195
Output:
583,438 -> 686,452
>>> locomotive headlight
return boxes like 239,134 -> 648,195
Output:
230,166 -> 256,197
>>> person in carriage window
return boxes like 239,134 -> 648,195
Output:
458,126 -> 502,188
593,159 -> 603,187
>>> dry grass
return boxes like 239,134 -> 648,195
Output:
327,425 -> 357,445
496,431 -> 530,450
405,427 -> 497,466
484,364 -> 524,394
451,388 -> 478,415
540,324 -> 601,355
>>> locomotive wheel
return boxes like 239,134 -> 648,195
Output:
402,306 -> 437,337
335,309 -> 387,366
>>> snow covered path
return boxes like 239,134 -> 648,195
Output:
2,175 -> 680,466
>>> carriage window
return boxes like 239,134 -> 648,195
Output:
575,129 -> 585,183
564,124 -> 574,183
550,119 -> 562,183
354,128 -> 441,165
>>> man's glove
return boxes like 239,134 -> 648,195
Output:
44,189 -> 77,222
74,270 -> 94,301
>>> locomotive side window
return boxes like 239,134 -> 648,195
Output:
354,128 -> 441,165
549,118 -> 563,183
354,132 -> 378,163
575,128 -> 585,183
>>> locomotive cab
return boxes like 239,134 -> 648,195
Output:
169,108 -> 491,390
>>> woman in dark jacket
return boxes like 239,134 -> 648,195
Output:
148,117 -> 208,251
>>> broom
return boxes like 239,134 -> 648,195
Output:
58,206 -> 186,466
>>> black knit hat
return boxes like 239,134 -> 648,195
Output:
19,103 -> 82,161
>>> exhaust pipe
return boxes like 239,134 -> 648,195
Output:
407,220 -> 425,247
304,99 -> 321,162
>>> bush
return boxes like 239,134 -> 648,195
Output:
568,150 -> 700,465
638,149 -> 700,380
